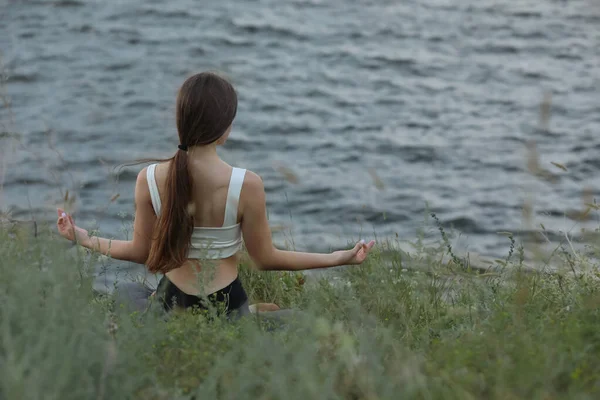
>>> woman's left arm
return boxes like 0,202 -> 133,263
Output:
57,168 -> 157,264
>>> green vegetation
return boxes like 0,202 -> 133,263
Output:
1,215 -> 599,400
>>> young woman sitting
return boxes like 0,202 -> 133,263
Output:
56,72 -> 375,317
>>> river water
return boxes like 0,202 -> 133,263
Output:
1,0 -> 599,285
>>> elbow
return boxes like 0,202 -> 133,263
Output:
129,248 -> 150,265
126,254 -> 147,265
251,248 -> 280,271
252,258 -> 273,271
130,240 -> 152,265
256,262 -> 274,271
134,255 -> 149,265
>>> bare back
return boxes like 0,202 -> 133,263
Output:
151,157 -> 243,296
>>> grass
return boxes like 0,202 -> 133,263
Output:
1,215 -> 599,400
2,38 -> 599,398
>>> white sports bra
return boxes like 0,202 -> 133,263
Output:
146,164 -> 246,260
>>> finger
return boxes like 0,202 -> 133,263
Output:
358,241 -> 375,260
58,208 -> 68,221
68,215 -> 75,226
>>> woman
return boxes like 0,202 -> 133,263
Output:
56,72 -> 375,317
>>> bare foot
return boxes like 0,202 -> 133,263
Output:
249,303 -> 281,313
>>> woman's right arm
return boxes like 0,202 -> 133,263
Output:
240,172 -> 375,271
56,168 -> 156,264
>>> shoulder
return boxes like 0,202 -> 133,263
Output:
134,166 -> 151,202
137,162 -> 170,184
241,170 -> 264,193
240,170 -> 266,209
150,161 -> 171,180
136,166 -> 149,183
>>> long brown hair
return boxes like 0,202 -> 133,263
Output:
145,72 -> 238,274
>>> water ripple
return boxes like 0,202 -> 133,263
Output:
1,0 -> 598,261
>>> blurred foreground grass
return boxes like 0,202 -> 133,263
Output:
1,216 -> 599,400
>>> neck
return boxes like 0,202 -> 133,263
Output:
187,143 -> 219,161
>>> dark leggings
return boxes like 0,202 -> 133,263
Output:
113,276 -> 251,319
156,275 -> 250,317
113,278 -> 300,327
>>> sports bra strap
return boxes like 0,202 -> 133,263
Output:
146,164 -> 246,225
223,168 -> 246,227
146,164 -> 162,215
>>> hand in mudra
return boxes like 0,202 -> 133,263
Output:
56,208 -> 87,243
335,240 -> 376,265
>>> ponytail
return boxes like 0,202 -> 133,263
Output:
146,150 -> 194,274
144,71 -> 237,273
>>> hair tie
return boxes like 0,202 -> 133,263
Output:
178,144 -> 188,152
